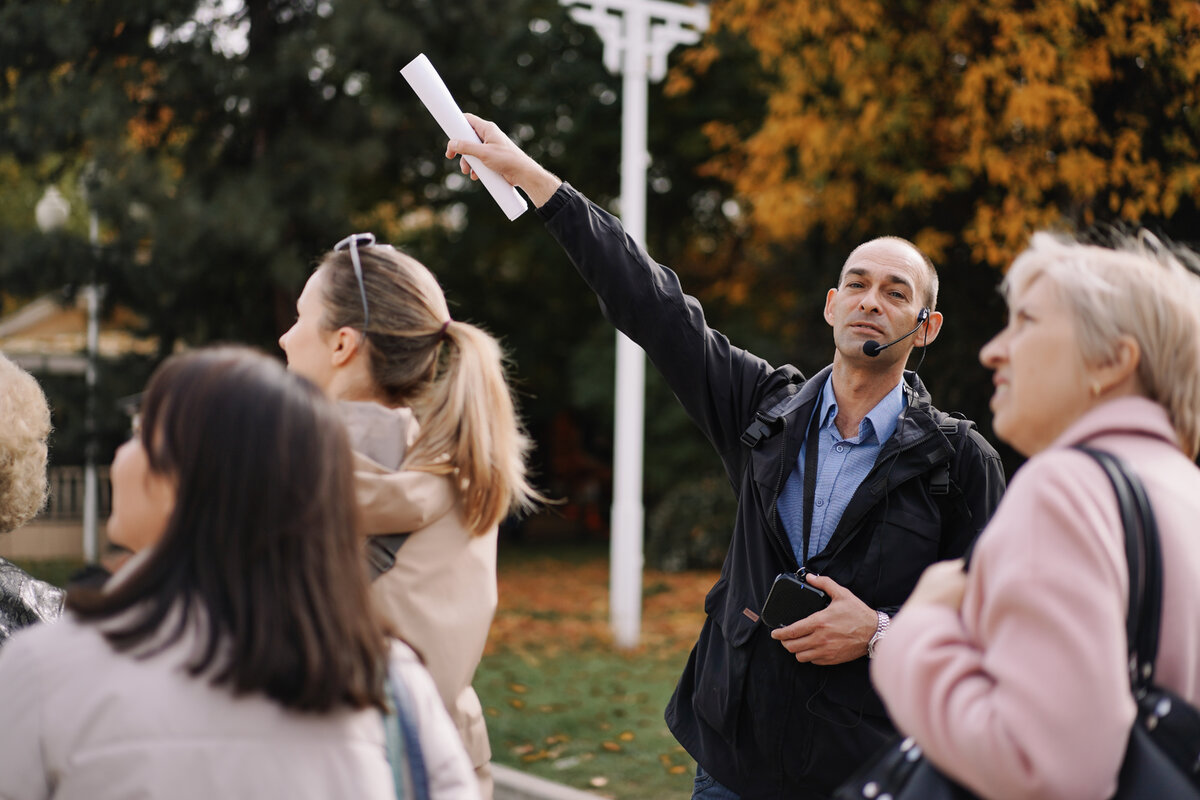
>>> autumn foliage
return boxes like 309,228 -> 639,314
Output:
672,0 -> 1200,268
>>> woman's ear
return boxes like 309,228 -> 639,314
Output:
330,327 -> 364,368
1094,335 -> 1142,397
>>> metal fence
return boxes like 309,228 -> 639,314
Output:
42,466 -> 112,520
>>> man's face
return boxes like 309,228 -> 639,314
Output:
823,239 -> 935,364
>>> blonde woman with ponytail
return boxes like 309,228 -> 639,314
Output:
280,234 -> 539,799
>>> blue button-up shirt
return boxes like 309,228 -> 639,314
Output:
776,376 -> 907,565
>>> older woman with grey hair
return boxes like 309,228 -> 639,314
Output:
0,353 -> 62,643
0,353 -> 51,533
871,231 -> 1200,800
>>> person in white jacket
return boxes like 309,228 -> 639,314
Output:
279,235 -> 542,799
0,347 -> 479,800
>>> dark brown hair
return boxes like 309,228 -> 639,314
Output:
67,347 -> 389,712
318,245 -> 541,534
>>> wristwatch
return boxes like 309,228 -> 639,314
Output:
867,610 -> 891,659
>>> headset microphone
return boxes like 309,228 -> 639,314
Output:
862,308 -> 930,358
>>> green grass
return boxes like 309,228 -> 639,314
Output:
9,558 -> 84,588
476,645 -> 695,798
476,541 -> 715,798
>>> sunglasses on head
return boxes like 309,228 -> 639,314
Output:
333,232 -> 383,333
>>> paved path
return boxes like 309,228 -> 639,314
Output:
493,764 -> 606,800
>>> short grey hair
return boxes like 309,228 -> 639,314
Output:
843,236 -> 940,311
1004,230 -> 1200,458
0,354 -> 52,532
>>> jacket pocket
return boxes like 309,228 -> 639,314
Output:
813,658 -> 889,721
861,506 -> 943,609
693,578 -> 756,735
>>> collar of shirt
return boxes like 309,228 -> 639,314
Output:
816,375 -> 907,445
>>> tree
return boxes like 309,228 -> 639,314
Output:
677,0 -> 1200,267
0,0 -> 740,523
662,0 -> 1200,473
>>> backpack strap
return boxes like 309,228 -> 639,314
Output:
384,659 -> 431,800
931,413 -> 977,546
741,382 -> 802,448
367,534 -> 413,580
930,417 -> 962,496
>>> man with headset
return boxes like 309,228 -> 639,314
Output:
448,116 -> 1006,799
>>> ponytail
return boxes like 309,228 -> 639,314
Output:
407,320 -> 540,533
318,245 -> 542,534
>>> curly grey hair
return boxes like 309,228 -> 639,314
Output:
0,354 -> 52,532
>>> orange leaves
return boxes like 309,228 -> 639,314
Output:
682,0 -> 1200,270
127,106 -> 174,149
1163,165 -> 1200,217
895,172 -> 952,210
485,552 -> 716,657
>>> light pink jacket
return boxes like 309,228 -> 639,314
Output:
0,612 -> 479,800
873,397 -> 1200,800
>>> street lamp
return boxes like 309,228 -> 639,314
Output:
34,186 -> 70,232
559,0 -> 710,649
35,184 -> 102,563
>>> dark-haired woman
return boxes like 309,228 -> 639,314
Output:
279,236 -> 541,798
0,347 -> 478,799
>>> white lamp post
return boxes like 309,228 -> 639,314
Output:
35,186 -> 70,232
36,184 -> 101,563
559,0 -> 709,649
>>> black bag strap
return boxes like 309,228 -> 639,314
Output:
740,381 -> 801,448
1073,446 -> 1162,691
367,534 -> 413,580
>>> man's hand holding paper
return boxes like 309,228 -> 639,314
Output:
446,114 -> 562,209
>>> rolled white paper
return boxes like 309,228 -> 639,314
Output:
400,53 -> 528,221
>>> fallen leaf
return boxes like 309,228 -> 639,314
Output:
618,731 -> 635,742
589,776 -> 609,787
601,741 -> 621,752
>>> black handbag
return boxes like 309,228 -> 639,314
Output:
835,446 -> 1200,800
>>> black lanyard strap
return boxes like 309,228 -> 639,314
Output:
801,407 -> 823,572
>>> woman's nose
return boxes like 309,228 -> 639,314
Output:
979,329 -> 1006,367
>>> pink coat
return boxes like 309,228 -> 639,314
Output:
873,397 -> 1200,800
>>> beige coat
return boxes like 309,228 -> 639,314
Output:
0,609 -> 479,800
343,403 -> 498,787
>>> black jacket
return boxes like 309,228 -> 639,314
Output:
537,184 -> 1006,799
